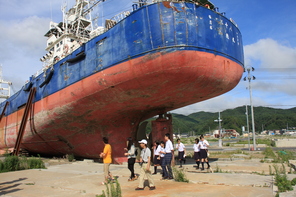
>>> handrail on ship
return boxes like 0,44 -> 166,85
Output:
109,0 -> 236,29
110,0 -> 216,25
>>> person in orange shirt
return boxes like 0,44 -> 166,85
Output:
100,137 -> 114,184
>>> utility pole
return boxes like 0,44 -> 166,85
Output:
244,67 -> 256,150
214,112 -> 222,148
245,105 -> 250,151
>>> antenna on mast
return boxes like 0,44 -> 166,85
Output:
50,0 -> 53,21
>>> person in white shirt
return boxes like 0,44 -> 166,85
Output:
175,139 -> 186,168
162,133 -> 174,179
198,135 -> 210,170
152,141 -> 161,174
193,138 -> 201,169
124,137 -> 137,181
159,141 -> 166,178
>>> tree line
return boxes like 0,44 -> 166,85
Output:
145,106 -> 296,135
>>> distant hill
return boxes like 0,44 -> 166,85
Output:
145,106 -> 296,135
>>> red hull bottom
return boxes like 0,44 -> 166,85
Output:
0,50 -> 243,161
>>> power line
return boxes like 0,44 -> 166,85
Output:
257,68 -> 296,70
252,77 -> 296,80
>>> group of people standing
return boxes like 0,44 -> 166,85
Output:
99,133 -> 210,191
193,135 -> 210,170
134,133 -> 175,190
152,133 -> 175,180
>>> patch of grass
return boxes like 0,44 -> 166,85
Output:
172,167 -> 189,183
67,154 -> 75,162
0,155 -> 45,173
207,138 -> 219,142
252,171 -> 265,175
263,147 -> 276,159
262,147 -> 295,163
211,164 -> 232,173
274,164 -> 293,193
25,182 -> 35,185
277,151 -> 295,163
236,139 -> 275,146
98,178 -> 122,197
178,137 -> 196,145
214,164 -> 222,173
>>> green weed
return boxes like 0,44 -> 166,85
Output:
25,182 -> 35,185
214,164 -> 222,173
67,154 -> 75,162
274,165 -> 293,193
277,151 -> 295,163
0,155 -> 45,173
263,147 -> 276,159
172,167 -> 189,183
236,139 -> 275,146
98,178 -> 122,197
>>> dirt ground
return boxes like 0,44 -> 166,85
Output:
0,157 -> 279,197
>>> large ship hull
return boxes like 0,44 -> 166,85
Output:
0,2 -> 244,160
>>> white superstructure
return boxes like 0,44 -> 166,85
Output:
0,66 -> 12,99
40,0 -> 105,68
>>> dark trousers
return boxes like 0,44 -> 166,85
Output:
128,158 -> 136,179
162,153 -> 173,178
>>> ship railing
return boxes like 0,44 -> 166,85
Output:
110,10 -> 132,24
108,0 -> 154,24
230,18 -> 238,27
90,26 -> 106,39
33,69 -> 43,78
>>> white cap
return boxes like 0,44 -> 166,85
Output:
138,139 -> 147,144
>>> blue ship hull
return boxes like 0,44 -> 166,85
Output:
0,2 -> 244,159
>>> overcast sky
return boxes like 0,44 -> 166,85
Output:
0,0 -> 295,115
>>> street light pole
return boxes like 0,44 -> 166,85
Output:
244,67 -> 256,150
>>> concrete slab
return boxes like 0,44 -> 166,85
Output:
0,160 -> 275,197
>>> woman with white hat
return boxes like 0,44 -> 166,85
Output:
135,139 -> 156,191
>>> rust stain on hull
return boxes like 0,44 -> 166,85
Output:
0,50 -> 243,160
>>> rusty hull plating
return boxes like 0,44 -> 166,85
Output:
0,2 -> 244,161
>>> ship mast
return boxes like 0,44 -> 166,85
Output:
0,65 -> 12,99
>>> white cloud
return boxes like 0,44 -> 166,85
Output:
244,38 -> 296,70
0,16 -> 49,55
0,16 -> 50,88
253,80 -> 296,96
0,0 -> 62,21
244,39 -> 296,96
